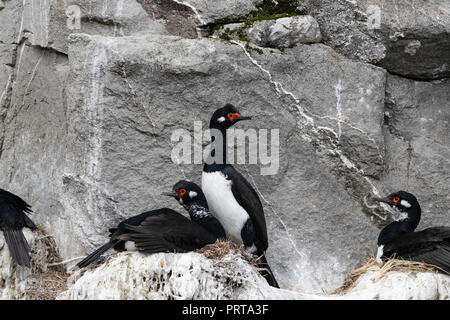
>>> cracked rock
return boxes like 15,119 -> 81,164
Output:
245,15 -> 322,48
381,74 -> 450,228
60,34 -> 386,293
15,0 -> 169,54
308,0 -> 450,79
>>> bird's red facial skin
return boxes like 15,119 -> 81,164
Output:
227,113 -> 240,122
388,196 -> 400,206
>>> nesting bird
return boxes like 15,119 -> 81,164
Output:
76,180 -> 226,269
202,104 -> 279,287
373,191 -> 450,273
0,189 -> 37,267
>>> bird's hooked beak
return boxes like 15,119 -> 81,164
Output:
235,115 -> 252,122
371,197 -> 394,205
162,191 -> 177,198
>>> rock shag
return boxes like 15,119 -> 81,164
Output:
76,180 -> 226,269
202,104 -> 279,288
373,191 -> 450,273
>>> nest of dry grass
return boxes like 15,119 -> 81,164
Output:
331,255 -> 447,295
196,239 -> 260,266
25,226 -> 69,300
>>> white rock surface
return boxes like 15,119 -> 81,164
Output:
58,251 -> 318,300
332,268 -> 450,300
58,252 -> 450,300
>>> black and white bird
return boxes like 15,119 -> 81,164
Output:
0,189 -> 37,267
202,104 -> 279,288
75,180 -> 226,269
372,191 -> 450,273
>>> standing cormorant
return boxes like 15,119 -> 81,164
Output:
202,104 -> 279,287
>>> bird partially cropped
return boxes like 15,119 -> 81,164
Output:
372,191 -> 450,273
202,104 -> 279,288
0,189 -> 37,267
75,180 -> 226,269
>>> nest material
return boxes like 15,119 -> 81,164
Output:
331,255 -> 446,295
196,239 -> 260,266
25,226 -> 69,300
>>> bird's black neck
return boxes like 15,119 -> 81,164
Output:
183,202 -> 226,239
378,204 -> 421,245
204,127 -> 228,172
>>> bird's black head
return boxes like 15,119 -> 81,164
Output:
209,104 -> 251,131
163,180 -> 208,209
163,180 -> 226,239
372,191 -> 420,213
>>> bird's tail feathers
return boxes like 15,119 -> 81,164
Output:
3,229 -> 32,267
257,253 -> 280,288
75,241 -> 117,269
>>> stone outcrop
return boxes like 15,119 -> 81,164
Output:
0,0 -> 448,299
308,0 -> 450,80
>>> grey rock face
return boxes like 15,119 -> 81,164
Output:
15,0 -> 168,54
0,0 -> 23,44
0,43 -> 72,258
308,0 -> 450,79
381,74 -> 450,227
169,0 -> 263,25
222,15 -> 322,48
0,0 -> 448,300
61,34 -> 389,293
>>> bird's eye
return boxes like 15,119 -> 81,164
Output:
393,197 -> 399,202
227,113 -> 240,121
179,189 -> 186,197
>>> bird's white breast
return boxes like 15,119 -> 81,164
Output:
202,171 -> 250,243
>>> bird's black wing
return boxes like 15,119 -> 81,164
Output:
0,189 -> 36,230
223,166 -> 268,253
120,210 -> 218,253
384,226 -> 450,274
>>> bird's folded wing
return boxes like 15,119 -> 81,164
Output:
120,213 -> 217,253
385,227 -> 450,273
224,166 -> 268,252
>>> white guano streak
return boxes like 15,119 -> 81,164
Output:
172,0 -> 206,25
0,74 -> 12,107
113,0 -> 125,37
335,79 -> 343,141
83,43 -> 107,222
232,40 -> 386,218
